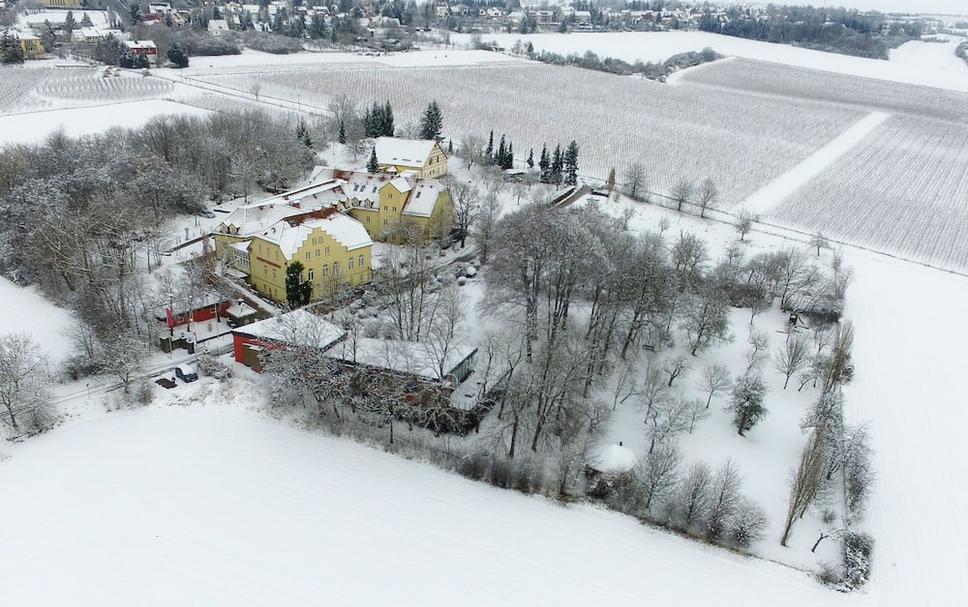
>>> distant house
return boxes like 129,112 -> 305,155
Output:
373,137 -> 448,179
42,0 -> 81,7
124,40 -> 159,66
231,309 -> 346,371
13,31 -> 44,60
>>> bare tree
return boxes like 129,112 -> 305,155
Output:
730,499 -> 768,548
744,330 -> 770,373
776,333 -> 810,389
699,364 -> 731,408
664,356 -> 689,387
0,334 -> 52,433
670,177 -> 693,213
475,188 -> 501,264
645,396 -> 691,453
736,208 -> 754,241
706,458 -> 743,541
686,397 -> 709,433
672,461 -> 713,529
781,430 -> 829,546
610,356 -> 640,410
634,443 -> 682,511
697,177 -> 719,218
623,162 -> 647,200
680,288 -> 731,356
446,178 -> 480,248
809,232 -> 830,256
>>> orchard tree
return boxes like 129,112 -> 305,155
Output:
447,178 -> 480,248
776,333 -> 810,389
699,364 -> 731,408
697,177 -> 719,218
670,177 -> 693,213
680,288 -> 730,356
623,161 -> 647,199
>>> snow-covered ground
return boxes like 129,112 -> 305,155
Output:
157,48 -> 524,77
454,31 -> 968,92
0,99 -> 211,146
0,402 -> 845,606
741,111 -> 890,215
0,276 -> 73,364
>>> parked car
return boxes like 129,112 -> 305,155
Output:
155,376 -> 177,389
197,209 -> 216,219
175,364 -> 198,383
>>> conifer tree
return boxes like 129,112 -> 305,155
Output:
418,100 -> 443,141
485,130 -> 494,161
505,141 -> 514,170
383,100 -> 394,136
538,144 -> 550,182
367,147 -> 379,173
551,144 -> 563,185
527,148 -> 534,168
564,140 -> 579,186
496,135 -> 506,166
338,119 -> 346,144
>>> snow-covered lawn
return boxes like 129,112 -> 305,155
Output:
454,31 -> 968,92
0,276 -> 73,364
0,402 -> 844,606
0,100 -> 211,146
585,194 -> 968,605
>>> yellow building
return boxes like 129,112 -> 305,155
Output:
374,137 -> 448,179
335,170 -> 453,243
43,0 -> 82,7
15,33 -> 45,60
247,208 -> 373,304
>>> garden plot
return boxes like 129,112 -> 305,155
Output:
767,114 -> 968,273
195,63 -> 863,204
0,66 -> 57,114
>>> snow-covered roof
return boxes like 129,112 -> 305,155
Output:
592,444 -> 636,474
208,19 -> 229,32
234,309 -> 345,350
326,337 -> 476,381
374,137 -> 438,168
216,202 -> 304,238
257,179 -> 347,210
125,40 -> 157,50
402,179 -> 445,218
257,210 -> 372,259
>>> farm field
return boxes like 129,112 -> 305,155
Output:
0,100 -> 212,146
766,114 -> 968,272
194,62 -> 864,205
453,31 -> 968,92
0,276 -> 73,364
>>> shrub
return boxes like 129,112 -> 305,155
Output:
170,30 -> 241,56
241,31 -> 303,55
842,531 -> 874,589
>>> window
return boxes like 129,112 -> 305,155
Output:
332,262 -> 339,274
383,219 -> 388,226
305,252 -> 310,261
322,265 -> 329,276
366,216 -> 370,223
416,191 -> 422,198
325,246 -> 330,255
358,254 -> 364,268
315,248 -> 320,257
308,269 -> 314,282
272,269 -> 276,279
348,257 -> 354,269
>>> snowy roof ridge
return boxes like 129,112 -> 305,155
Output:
326,336 -> 476,381
234,309 -> 345,350
374,137 -> 438,167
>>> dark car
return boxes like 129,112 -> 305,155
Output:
175,364 -> 198,383
155,376 -> 177,389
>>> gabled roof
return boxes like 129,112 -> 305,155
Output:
257,208 -> 372,259
257,178 -> 347,209
402,179 -> 445,218
374,137 -> 439,168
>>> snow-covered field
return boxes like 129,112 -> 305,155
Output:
0,100 -> 211,146
0,403 -> 845,606
0,276 -> 73,363
454,31 -> 968,92
193,63 -> 863,206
